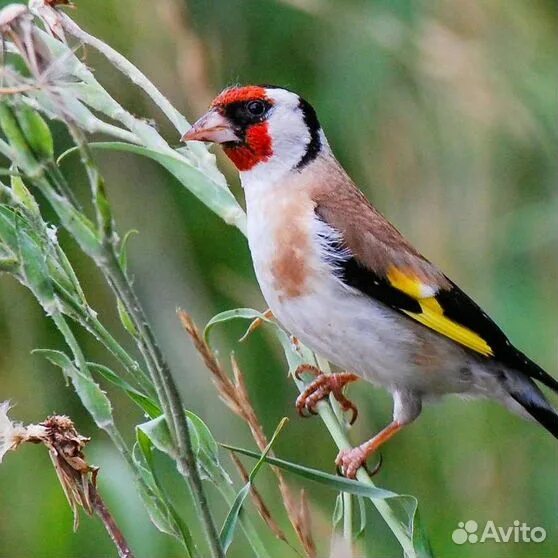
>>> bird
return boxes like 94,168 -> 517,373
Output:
182,84 -> 558,478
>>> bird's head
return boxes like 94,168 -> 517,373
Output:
182,85 -> 324,177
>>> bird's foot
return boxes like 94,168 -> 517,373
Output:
295,365 -> 359,425
336,446 -> 375,479
336,421 -> 403,478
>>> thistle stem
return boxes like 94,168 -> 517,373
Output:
102,249 -> 224,558
342,493 -> 353,557
90,483 -> 136,558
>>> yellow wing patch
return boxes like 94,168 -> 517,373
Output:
387,267 -> 435,298
387,266 -> 493,357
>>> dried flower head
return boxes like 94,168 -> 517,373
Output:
0,403 -> 97,530
40,414 -> 98,529
0,3 -> 53,79
0,401 -> 31,463
0,404 -> 134,555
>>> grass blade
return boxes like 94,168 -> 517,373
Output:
223,444 -> 433,558
219,418 -> 288,553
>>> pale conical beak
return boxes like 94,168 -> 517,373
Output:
180,109 -> 239,143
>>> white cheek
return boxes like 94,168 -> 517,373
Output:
267,107 -> 310,162
240,92 -> 312,188
240,108 -> 308,188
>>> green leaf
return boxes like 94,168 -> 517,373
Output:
185,410 -> 231,484
205,307 -> 304,374
58,142 -> 246,231
119,229 -> 138,274
356,496 -> 367,540
332,493 -> 344,529
219,418 -> 288,552
117,297 -> 138,337
53,243 -> 89,306
0,102 -> 42,177
10,175 -> 41,219
411,508 -> 434,558
204,308 -> 273,344
0,206 -> 19,251
133,432 -> 196,556
35,349 -> 114,428
138,412 -> 229,483
137,415 -> 179,459
44,193 -> 102,259
223,444 -> 432,558
88,362 -> 161,419
14,104 -> 54,161
224,444 -> 396,500
15,223 -> 57,315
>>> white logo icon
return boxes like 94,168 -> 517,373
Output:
452,520 -> 479,545
452,520 -> 546,545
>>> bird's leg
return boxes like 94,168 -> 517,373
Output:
335,421 -> 404,479
295,364 -> 359,425
336,390 -> 421,478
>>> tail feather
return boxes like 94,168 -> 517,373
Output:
510,346 -> 558,393
517,353 -> 558,394
506,375 -> 558,439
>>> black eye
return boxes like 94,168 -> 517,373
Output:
246,100 -> 266,116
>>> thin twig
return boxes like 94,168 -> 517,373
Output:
90,483 -> 136,558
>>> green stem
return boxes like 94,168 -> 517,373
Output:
313,398 -> 413,556
103,250 -> 224,558
318,356 -> 354,555
343,493 -> 353,556
88,314 -> 155,395
45,161 -> 82,210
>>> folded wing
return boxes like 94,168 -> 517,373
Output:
314,201 -> 558,392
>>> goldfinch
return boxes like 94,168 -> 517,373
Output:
182,85 -> 558,478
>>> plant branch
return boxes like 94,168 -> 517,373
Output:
310,397 -> 414,556
102,250 -> 225,558
90,483 -> 136,558
343,493 -> 353,557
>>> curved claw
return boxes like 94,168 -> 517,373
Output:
364,452 -> 383,477
346,402 -> 358,426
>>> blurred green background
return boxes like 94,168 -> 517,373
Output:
0,0 -> 556,557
